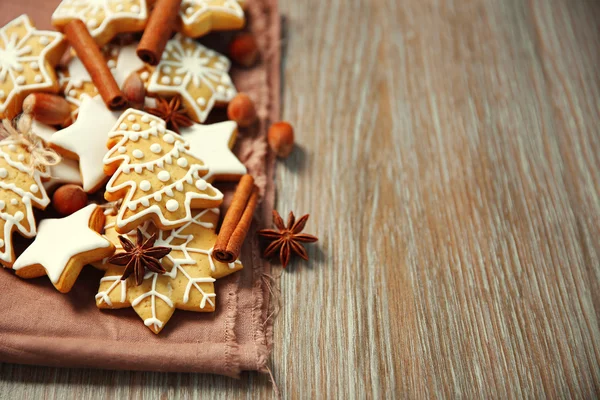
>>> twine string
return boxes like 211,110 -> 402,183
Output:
0,117 -> 61,175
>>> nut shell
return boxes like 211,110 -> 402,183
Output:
268,122 -> 295,158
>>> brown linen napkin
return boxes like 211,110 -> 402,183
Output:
0,0 -> 279,377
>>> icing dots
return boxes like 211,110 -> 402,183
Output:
150,143 -> 162,154
166,199 -> 179,212
158,170 -> 171,182
140,180 -> 151,191
147,34 -> 237,123
133,149 -> 144,159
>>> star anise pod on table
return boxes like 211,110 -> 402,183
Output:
258,210 -> 318,268
145,96 -> 194,133
107,229 -> 171,286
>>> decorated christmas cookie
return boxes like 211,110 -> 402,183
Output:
0,15 -> 67,120
103,109 -> 223,234
147,34 -> 237,123
178,0 -> 245,39
96,208 -> 242,333
52,0 -> 149,46
59,44 -> 153,120
0,136 -> 52,266
31,121 -> 83,190
50,95 -> 121,193
13,204 -> 115,293
180,121 -> 246,181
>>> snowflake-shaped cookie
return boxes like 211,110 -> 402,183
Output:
0,15 -> 67,119
96,208 -> 243,333
147,34 -> 236,123
179,0 -> 245,38
52,0 -> 149,46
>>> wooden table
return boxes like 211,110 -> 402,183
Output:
2,0 -> 600,398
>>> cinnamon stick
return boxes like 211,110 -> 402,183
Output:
137,0 -> 182,65
214,175 -> 259,263
64,20 -> 125,110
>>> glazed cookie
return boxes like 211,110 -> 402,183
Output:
50,95 -> 121,193
0,15 -> 67,120
13,204 -> 115,293
180,121 -> 246,181
96,208 -> 243,333
52,0 -> 149,47
59,44 -> 153,120
31,121 -> 83,191
178,0 -> 245,39
147,34 -> 236,123
103,109 -> 224,234
0,138 -> 51,267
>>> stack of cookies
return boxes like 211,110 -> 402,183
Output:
0,0 -> 257,334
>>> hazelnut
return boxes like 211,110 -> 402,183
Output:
52,184 -> 88,216
228,33 -> 259,67
122,72 -> 146,109
22,93 -> 71,126
227,93 -> 257,127
268,122 -> 295,158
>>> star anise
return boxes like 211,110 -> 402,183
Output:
107,229 -> 171,286
145,96 -> 194,133
258,210 -> 318,268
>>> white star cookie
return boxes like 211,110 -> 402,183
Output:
147,34 -> 236,123
0,15 -> 67,119
180,121 -> 246,181
13,204 -> 115,293
31,121 -> 83,191
52,0 -> 149,46
50,95 -> 121,193
103,109 -> 224,233
178,0 -> 245,38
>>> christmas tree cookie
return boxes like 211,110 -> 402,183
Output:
103,109 -> 223,234
96,208 -> 242,334
0,137 -> 51,267
0,15 -> 67,119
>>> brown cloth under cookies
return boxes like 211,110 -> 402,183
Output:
0,0 -> 280,378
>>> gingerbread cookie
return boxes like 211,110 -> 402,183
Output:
103,109 -> 224,233
59,44 -> 153,120
13,204 -> 115,293
50,95 -> 122,193
180,121 -> 246,181
147,34 -> 236,123
31,121 -> 83,191
96,208 -> 242,333
52,0 -> 149,46
178,0 -> 245,39
0,15 -> 67,120
0,137 -> 52,266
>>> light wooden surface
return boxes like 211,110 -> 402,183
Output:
2,0 -> 600,398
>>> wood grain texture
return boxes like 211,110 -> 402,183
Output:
2,0 -> 600,398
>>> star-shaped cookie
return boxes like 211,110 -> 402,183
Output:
13,204 -> 115,293
31,121 -> 83,191
178,0 -> 245,38
180,121 -> 246,181
50,95 -> 121,192
147,34 -> 236,123
0,15 -> 67,119
52,0 -> 149,46
95,208 -> 242,333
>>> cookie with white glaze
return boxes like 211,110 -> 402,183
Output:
96,208 -> 242,334
0,15 -> 67,120
178,0 -> 245,39
103,109 -> 223,233
147,34 -> 237,123
52,0 -> 149,46
0,138 -> 51,267
13,204 -> 115,293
